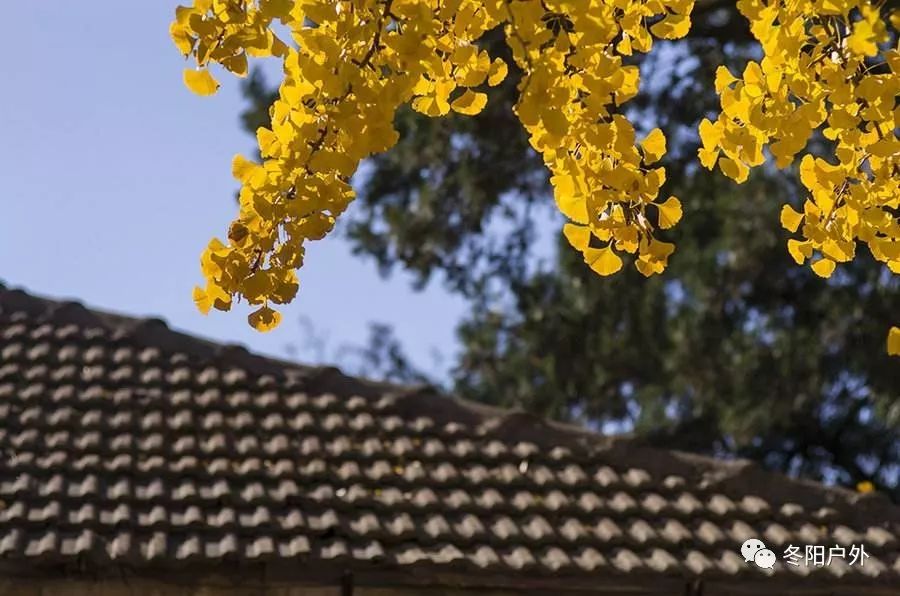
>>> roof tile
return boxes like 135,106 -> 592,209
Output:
0,286 -> 897,590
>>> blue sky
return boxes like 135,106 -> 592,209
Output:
0,3 -> 469,376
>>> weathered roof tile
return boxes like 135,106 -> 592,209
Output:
0,286 -> 897,591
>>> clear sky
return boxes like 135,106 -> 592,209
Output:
0,3 -> 469,376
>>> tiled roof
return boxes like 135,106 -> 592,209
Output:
0,283 -> 898,593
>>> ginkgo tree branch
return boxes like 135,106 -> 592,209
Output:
353,0 -> 394,70
170,0 -> 899,357
697,1 -> 899,355
173,0 -> 695,330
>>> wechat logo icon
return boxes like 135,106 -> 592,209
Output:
741,538 -> 777,570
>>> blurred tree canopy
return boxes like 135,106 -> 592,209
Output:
239,2 -> 899,499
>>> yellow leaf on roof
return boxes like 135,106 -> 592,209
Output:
183,68 -> 219,96
856,480 -> 875,493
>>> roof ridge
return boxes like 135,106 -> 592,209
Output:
0,284 -> 437,404
1,283 -> 897,529
0,285 -> 318,381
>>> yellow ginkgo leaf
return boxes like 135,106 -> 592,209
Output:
170,22 -> 194,56
647,238 -> 675,260
888,327 -> 900,356
634,239 -> 675,277
779,205 -> 804,233
552,174 -> 589,224
412,90 -> 451,117
657,196 -> 683,229
563,223 -> 591,251
742,61 -> 765,93
184,68 -> 220,96
256,127 -> 279,157
698,147 -> 719,170
585,245 -> 623,276
450,90 -> 488,115
248,305 -> 282,332
698,118 -> 722,148
787,239 -> 812,265
650,14 -> 691,39
193,282 -> 231,314
847,18 -> 878,57
222,53 -> 249,77
487,58 -> 508,86
231,154 -> 257,182
269,269 -> 300,304
811,257 -> 836,278
242,270 -> 273,303
193,286 -> 213,315
640,128 -> 666,165
634,257 -> 655,277
259,0 -> 292,19
718,156 -> 749,183
714,66 -> 737,93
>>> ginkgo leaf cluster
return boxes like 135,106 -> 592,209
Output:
507,0 -> 693,278
172,0 -> 897,357
698,0 -> 899,355
172,0 -> 692,331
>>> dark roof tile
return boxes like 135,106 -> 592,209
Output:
1,285 -> 897,590
572,546 -> 606,571
469,544 -> 501,568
